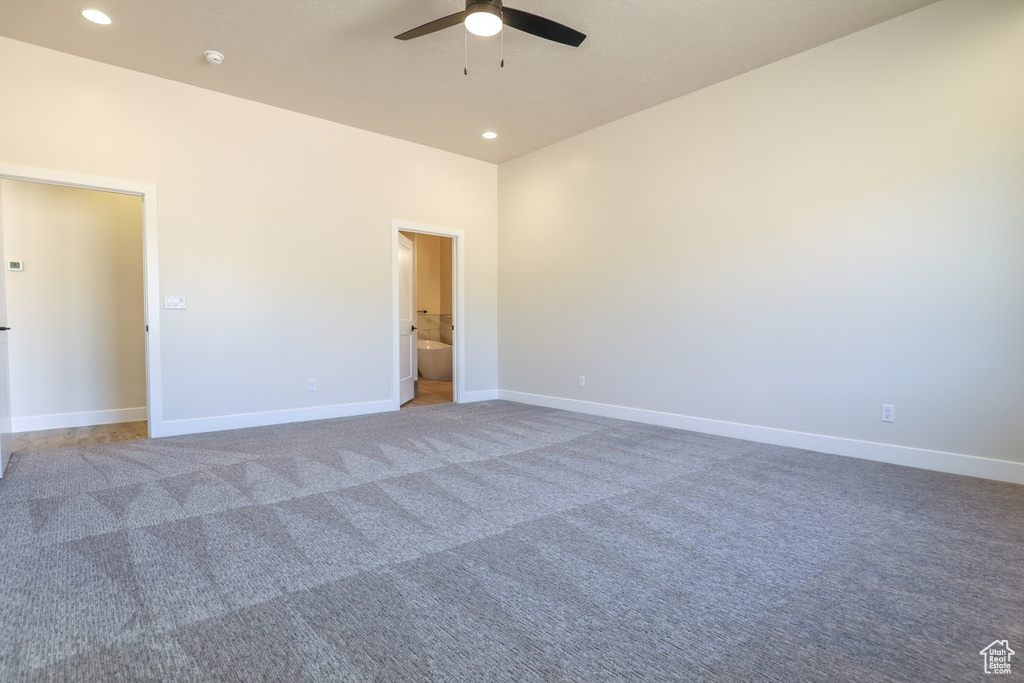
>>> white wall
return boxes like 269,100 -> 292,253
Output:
0,180 -> 145,428
498,0 -> 1024,466
0,36 -> 498,433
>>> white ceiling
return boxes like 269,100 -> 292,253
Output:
1,0 -> 938,163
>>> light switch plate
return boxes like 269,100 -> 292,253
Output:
164,295 -> 187,310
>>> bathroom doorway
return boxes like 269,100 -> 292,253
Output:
393,222 -> 462,409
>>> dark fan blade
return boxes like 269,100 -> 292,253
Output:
395,11 -> 467,40
502,7 -> 586,47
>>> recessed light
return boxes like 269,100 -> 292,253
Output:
81,8 -> 112,25
482,131 -> 498,140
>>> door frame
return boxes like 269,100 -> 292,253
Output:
391,219 -> 465,408
0,163 -> 165,437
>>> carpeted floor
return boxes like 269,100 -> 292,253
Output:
0,401 -> 1020,681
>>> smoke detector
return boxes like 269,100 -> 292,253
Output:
203,50 -> 225,66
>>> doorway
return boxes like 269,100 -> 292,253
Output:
0,166 -> 163,475
393,221 -> 464,410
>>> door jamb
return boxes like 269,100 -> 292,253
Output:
0,164 -> 165,437
391,219 -> 465,409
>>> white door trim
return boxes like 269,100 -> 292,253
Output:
391,219 -> 465,409
0,164 -> 165,437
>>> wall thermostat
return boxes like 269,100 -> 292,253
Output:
7,261 -> 23,271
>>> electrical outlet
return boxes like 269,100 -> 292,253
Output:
308,379 -> 317,392
578,375 -> 586,388
881,404 -> 895,423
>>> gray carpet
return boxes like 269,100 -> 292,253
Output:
0,401 -> 1020,681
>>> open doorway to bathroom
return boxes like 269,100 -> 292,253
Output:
399,230 -> 455,408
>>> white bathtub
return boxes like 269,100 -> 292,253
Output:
417,339 -> 452,380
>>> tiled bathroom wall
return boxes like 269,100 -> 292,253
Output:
417,313 -> 453,345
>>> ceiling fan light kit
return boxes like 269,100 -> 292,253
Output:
464,3 -> 503,37
395,0 -> 586,73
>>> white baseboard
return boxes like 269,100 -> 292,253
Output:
13,407 -> 147,433
498,391 -> 1024,485
459,389 -> 500,403
154,399 -> 394,438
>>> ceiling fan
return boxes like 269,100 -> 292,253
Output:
395,0 -> 587,48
